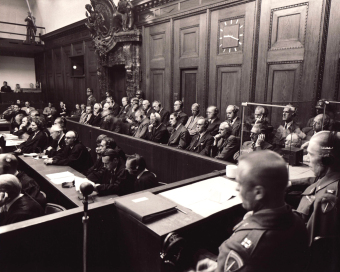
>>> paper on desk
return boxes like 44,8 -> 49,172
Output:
46,171 -> 75,185
160,176 -> 241,218
74,177 -> 93,192
3,134 -> 18,140
23,153 -> 38,157
6,140 -> 25,146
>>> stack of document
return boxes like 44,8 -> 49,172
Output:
46,171 -> 75,185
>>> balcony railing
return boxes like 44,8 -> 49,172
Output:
0,21 -> 45,44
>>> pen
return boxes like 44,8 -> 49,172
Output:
176,207 -> 187,214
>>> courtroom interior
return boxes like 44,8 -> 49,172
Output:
0,0 -> 339,271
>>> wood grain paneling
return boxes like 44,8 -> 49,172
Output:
180,25 -> 199,58
151,69 -> 165,102
150,33 -> 165,60
181,69 -> 197,112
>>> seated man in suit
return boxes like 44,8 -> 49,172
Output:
145,112 -> 169,144
273,104 -> 306,148
206,106 -> 221,136
186,117 -> 213,156
212,121 -> 239,162
85,134 -> 107,176
0,174 -> 44,226
152,101 -> 170,125
44,130 -> 93,174
100,103 -> 122,133
80,104 -> 86,116
117,97 -> 131,120
133,109 -> 150,138
167,112 -> 191,149
125,154 -> 157,192
142,100 -> 154,118
44,125 -> 65,157
105,97 -> 120,117
185,103 -> 202,136
21,101 -> 35,115
79,105 -> 94,125
58,101 -> 68,118
173,100 -> 188,125
226,104 -> 241,136
87,149 -> 133,196
197,151 -> 308,272
90,103 -> 102,127
0,154 -> 45,207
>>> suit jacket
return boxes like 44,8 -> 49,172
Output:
52,141 -> 93,174
100,113 -> 122,133
79,113 -> 94,124
214,135 -> 239,162
90,113 -> 102,127
274,121 -> 304,147
133,118 -> 150,138
167,124 -> 191,149
158,108 -> 170,125
19,130 -> 48,153
186,132 -> 214,156
87,95 -> 96,107
117,104 -> 131,120
145,123 -> 169,144
177,111 -> 189,126
21,106 -> 36,115
185,115 -> 202,136
134,171 -> 158,192
111,103 -> 120,117
45,134 -> 66,158
87,161 -> 134,196
145,107 -> 155,118
0,195 -> 44,226
231,116 -> 241,136
206,117 -> 221,136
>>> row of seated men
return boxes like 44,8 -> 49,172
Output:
0,129 -> 339,272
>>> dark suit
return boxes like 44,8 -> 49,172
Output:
45,134 -> 66,158
117,104 -> 131,120
134,171 -> 158,192
100,113 -> 122,133
206,117 -> 221,136
133,118 -> 150,138
111,103 -> 120,117
230,116 -> 241,136
18,130 -> 48,153
51,141 -> 93,174
167,124 -> 191,149
87,161 -> 133,196
145,107 -> 155,118
145,123 -> 169,144
158,108 -> 170,125
0,195 -> 44,226
90,113 -> 102,127
214,135 -> 239,162
177,111 -> 188,126
186,132 -> 214,156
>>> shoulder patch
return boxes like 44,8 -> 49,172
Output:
224,250 -> 244,272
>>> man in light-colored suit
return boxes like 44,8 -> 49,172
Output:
133,109 -> 149,138
167,112 -> 191,149
185,103 -> 202,136
79,106 -> 94,125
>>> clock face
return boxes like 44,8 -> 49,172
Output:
219,17 -> 245,54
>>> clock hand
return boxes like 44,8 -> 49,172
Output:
230,36 -> 239,41
223,35 -> 239,41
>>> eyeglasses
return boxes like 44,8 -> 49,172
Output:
65,136 -> 75,139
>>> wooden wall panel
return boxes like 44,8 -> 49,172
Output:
144,22 -> 171,110
174,14 -> 206,116
256,0 -> 325,126
209,2 -> 256,118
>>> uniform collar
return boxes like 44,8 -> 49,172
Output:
137,168 -> 148,179
315,171 -> 340,192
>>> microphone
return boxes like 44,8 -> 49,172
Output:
80,182 -> 94,197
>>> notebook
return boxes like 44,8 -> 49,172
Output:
115,191 -> 177,223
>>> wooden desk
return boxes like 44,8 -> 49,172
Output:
0,121 -> 10,131
18,155 -> 113,209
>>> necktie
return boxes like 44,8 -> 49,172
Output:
84,114 -> 88,123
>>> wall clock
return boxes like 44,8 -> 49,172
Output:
219,17 -> 245,54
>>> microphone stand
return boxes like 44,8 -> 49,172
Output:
80,182 -> 94,272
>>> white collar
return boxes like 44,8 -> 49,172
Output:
6,193 -> 24,211
231,117 -> 238,125
285,120 -> 293,128
137,168 -> 149,179
58,133 -> 65,145
175,123 -> 181,130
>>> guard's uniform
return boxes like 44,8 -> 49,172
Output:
216,205 -> 308,272
87,95 -> 97,107
296,171 -> 340,245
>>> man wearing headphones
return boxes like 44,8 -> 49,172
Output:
44,130 -> 93,174
167,112 -> 191,149
133,109 -> 150,138
117,97 -> 131,120
44,125 -> 65,158
146,112 -> 169,144
185,103 -> 202,136
125,154 -> 157,192
152,101 -> 170,125
186,117 -> 214,156
291,131 -> 340,245
205,106 -> 221,136
173,100 -> 188,126
273,104 -> 305,148
0,174 -> 44,226
226,105 -> 241,136
213,122 -> 239,162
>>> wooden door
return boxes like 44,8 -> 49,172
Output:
109,65 -> 126,104
144,22 -> 171,111
209,2 -> 256,119
174,14 -> 206,115
255,0 -> 325,127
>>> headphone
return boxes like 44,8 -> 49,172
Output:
286,104 -> 297,117
160,232 -> 185,267
229,105 -> 239,114
171,112 -> 180,121
321,131 -> 337,166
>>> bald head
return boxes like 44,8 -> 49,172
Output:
0,154 -> 18,174
237,151 -> 288,211
0,174 -> 21,200
313,114 -> 330,132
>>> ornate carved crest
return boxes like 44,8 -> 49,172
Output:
85,0 -> 137,57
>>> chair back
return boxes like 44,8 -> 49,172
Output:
45,203 -> 66,214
